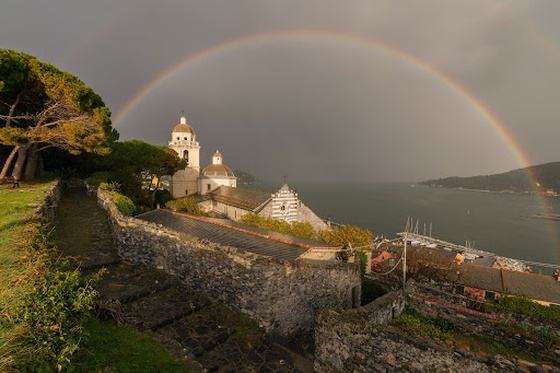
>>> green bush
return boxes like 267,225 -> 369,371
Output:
112,192 -> 136,217
83,172 -> 110,186
357,250 -> 367,279
1,218 -> 101,372
489,295 -> 560,323
392,306 -> 454,340
318,224 -> 373,249
166,197 -> 204,215
155,189 -> 173,208
361,278 -> 387,305
15,266 -> 102,372
238,213 -> 315,239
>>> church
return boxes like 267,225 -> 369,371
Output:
167,116 -> 327,231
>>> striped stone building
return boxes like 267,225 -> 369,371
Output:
168,115 -> 327,230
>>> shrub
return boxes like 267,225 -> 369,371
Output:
1,218 -> 101,372
15,265 -> 102,372
238,213 -> 316,239
155,189 -> 173,208
392,306 -> 454,340
112,192 -> 136,217
489,295 -> 560,323
318,224 -> 373,249
83,172 -> 110,186
166,197 -> 204,215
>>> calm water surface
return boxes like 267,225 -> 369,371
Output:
251,182 -> 560,266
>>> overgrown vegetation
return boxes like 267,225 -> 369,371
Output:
88,140 -> 186,213
361,278 -> 387,305
484,294 -> 560,323
99,182 -> 136,216
392,306 -> 454,340
166,196 -> 206,216
0,182 -> 100,372
318,224 -> 373,249
70,318 -> 190,372
1,183 -> 191,371
239,213 -> 315,239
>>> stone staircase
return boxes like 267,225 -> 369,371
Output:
55,188 -> 314,372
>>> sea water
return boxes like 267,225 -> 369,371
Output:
249,181 -> 560,268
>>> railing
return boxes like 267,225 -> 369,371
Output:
168,140 -> 199,147
397,232 -> 559,269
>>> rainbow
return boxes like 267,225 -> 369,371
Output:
112,29 -> 557,254
114,30 -> 529,165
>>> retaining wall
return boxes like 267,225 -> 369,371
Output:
32,180 -> 61,225
315,281 -> 560,371
97,190 -> 361,335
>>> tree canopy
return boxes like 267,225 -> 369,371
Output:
0,49 -> 117,180
90,140 -> 187,212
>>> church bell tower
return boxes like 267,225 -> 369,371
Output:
168,115 -> 201,197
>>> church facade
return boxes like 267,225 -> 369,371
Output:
167,116 -> 327,230
168,116 -> 236,198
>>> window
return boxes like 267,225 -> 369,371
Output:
185,189 -> 188,195
183,150 -> 189,163
207,184 -> 211,191
184,137 -> 188,141
176,137 -> 180,140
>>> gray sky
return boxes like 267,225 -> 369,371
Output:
2,0 -> 559,183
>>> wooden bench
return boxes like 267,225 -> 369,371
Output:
0,176 -> 20,188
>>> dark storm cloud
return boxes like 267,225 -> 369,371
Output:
1,0 -> 559,182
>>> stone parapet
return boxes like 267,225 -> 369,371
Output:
97,189 -> 361,336
32,179 -> 61,224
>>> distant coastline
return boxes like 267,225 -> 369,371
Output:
527,213 -> 560,221
420,161 -> 560,195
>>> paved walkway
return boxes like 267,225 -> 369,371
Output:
54,188 -> 314,372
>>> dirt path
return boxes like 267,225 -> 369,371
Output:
54,188 -> 314,372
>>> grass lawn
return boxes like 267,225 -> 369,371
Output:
0,182 -> 190,372
70,318 -> 190,373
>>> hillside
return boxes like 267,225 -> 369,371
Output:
234,169 -> 258,184
420,161 -> 560,192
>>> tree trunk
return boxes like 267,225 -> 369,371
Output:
36,154 -> 44,177
151,176 -> 158,209
24,144 -> 39,181
5,90 -> 23,128
12,145 -> 29,181
0,146 -> 19,179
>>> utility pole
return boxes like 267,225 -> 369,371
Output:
403,217 -> 409,289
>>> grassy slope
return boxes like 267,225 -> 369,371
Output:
0,183 -> 190,372
0,185 -> 46,370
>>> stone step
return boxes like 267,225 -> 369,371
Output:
80,258 -> 122,273
95,263 -> 177,303
122,286 -> 211,331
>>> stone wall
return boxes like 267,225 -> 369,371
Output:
315,308 -> 511,373
315,282 -> 560,371
32,180 -> 61,225
97,189 -> 361,336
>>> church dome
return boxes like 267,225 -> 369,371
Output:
173,116 -> 195,135
202,164 -> 235,177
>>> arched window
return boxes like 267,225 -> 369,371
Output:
183,150 -> 189,163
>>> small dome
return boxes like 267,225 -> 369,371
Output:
202,164 -> 235,177
173,116 -> 195,135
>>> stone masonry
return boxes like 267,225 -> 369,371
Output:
97,189 -> 361,336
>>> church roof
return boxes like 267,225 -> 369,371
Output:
172,116 -> 195,135
137,209 -> 312,261
173,123 -> 195,134
202,164 -> 235,177
210,186 -> 271,211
